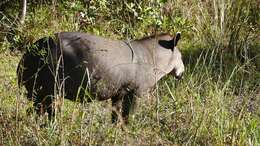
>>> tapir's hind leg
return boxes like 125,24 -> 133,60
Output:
33,90 -> 54,119
23,70 -> 55,119
25,86 -> 54,120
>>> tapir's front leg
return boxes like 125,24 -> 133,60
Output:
111,96 -> 122,124
111,91 -> 136,124
121,92 -> 136,124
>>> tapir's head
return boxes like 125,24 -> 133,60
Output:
156,32 -> 184,80
168,32 -> 184,80
159,32 -> 184,79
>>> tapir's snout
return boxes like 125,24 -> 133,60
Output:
175,72 -> 183,80
171,67 -> 184,80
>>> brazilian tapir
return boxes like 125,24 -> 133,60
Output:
17,32 -> 184,123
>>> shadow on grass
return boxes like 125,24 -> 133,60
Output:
181,43 -> 260,88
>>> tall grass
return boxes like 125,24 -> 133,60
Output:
0,0 -> 259,145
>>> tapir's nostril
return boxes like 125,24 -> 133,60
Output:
175,73 -> 183,80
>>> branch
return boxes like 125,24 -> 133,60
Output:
19,0 -> 27,25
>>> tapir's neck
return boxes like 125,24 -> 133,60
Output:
153,53 -> 175,82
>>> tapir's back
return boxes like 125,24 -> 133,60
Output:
58,32 -> 134,69
57,32 -> 143,99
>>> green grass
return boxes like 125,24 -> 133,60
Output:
0,0 -> 259,145
0,47 -> 259,145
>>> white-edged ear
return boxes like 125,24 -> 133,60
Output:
174,32 -> 181,47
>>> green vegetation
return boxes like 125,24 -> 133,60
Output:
0,0 -> 259,145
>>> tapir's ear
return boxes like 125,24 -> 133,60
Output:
174,32 -> 181,47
